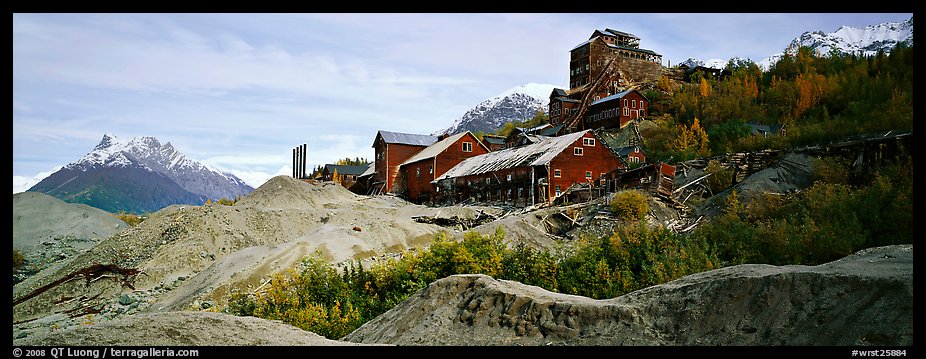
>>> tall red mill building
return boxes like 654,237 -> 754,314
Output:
371,130 -> 437,195
396,131 -> 489,203
549,28 -> 664,133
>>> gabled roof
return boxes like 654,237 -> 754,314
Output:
482,135 -> 506,145
571,36 -> 660,56
539,124 -> 565,137
603,28 -> 639,39
324,164 -> 371,176
615,146 -> 644,157
374,130 -> 438,147
434,131 -> 590,182
589,90 -> 636,106
605,43 -> 661,56
358,163 -> 375,178
400,132 -> 483,167
550,88 -> 568,98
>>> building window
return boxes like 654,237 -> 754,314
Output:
632,100 -> 636,108
639,109 -> 645,117
429,165 -> 433,174
623,99 -> 628,107
624,108 -> 629,116
585,171 -> 592,179
583,138 -> 595,146
574,147 -> 583,156
554,169 -> 561,178
506,173 -> 512,182
555,186 -> 561,197
416,167 -> 420,178
462,142 -> 473,152
486,177 -> 491,184
634,147 -> 640,153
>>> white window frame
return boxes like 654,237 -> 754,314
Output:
585,171 -> 592,179
632,99 -> 636,108
574,147 -> 583,156
462,142 -> 473,152
639,109 -> 645,118
506,173 -> 512,182
554,169 -> 561,178
583,138 -> 596,146
624,107 -> 629,116
555,186 -> 562,197
416,167 -> 420,178
486,177 -> 491,184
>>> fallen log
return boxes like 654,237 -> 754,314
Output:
13,264 -> 140,307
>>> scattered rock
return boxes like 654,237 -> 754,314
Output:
118,295 -> 136,306
352,226 -> 362,232
200,301 -> 214,310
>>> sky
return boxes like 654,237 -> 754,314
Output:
12,13 -> 913,192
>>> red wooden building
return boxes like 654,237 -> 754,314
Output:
433,130 -> 625,207
583,89 -> 648,130
397,131 -> 489,204
372,130 -> 437,195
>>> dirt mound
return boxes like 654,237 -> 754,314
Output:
13,176 -> 486,332
13,191 -> 128,286
344,245 -> 913,346
237,175 -> 359,209
697,152 -> 813,217
14,311 -> 360,346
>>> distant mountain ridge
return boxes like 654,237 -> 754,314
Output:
29,134 -> 253,213
759,16 -> 913,69
679,17 -> 913,71
436,83 -> 557,136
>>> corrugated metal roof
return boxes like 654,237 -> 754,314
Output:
324,164 -> 371,176
589,90 -> 633,106
604,28 -> 639,39
400,132 -> 475,167
615,146 -> 643,157
605,43 -> 661,56
540,124 -> 565,136
358,163 -> 375,177
482,136 -> 505,145
434,131 -> 589,182
375,130 -> 438,147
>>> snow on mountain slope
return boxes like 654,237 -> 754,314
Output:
436,83 -> 558,136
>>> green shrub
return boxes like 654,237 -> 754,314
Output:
13,249 -> 25,268
609,190 -> 649,221
705,160 -> 734,194
115,211 -> 145,226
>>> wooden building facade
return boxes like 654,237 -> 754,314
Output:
397,132 -> 489,204
372,130 -> 437,195
433,131 -> 625,207
320,164 -> 371,189
583,89 -> 648,130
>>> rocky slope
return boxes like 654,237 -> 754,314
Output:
12,176 -> 493,339
15,312 -> 362,346
13,191 -> 128,284
344,245 -> 913,346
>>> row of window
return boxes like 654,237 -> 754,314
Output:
623,98 -> 643,108
553,169 -> 605,179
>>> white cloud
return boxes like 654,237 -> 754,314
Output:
12,166 -> 60,194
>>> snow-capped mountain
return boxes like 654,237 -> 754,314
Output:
679,17 -> 913,72
436,83 -> 557,135
679,58 -> 729,70
29,134 -> 253,213
759,17 -> 913,70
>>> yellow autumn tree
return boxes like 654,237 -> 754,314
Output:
331,169 -> 341,185
674,117 -> 710,157
699,77 -> 711,98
